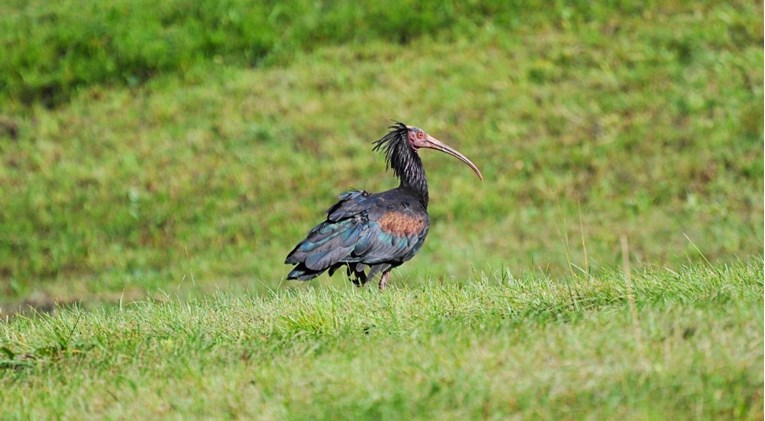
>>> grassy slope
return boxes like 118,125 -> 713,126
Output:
1,260 -> 762,419
0,0 -> 580,107
0,2 -> 762,419
0,2 -> 762,304
3,1 -> 732,108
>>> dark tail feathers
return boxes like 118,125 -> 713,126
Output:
286,263 -> 325,281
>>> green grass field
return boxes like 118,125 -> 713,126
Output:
1,260 -> 762,419
0,1 -> 763,418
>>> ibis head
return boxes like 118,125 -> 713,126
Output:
373,122 -> 483,207
403,125 -> 483,181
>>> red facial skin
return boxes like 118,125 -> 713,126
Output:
406,127 -> 483,180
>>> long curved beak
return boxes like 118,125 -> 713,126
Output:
422,135 -> 483,181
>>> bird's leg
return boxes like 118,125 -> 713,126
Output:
379,270 -> 391,291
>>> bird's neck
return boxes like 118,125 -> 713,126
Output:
397,153 -> 429,208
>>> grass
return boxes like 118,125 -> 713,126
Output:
1,259 -> 762,418
0,0 -> 666,107
0,1 -> 762,304
0,2 -> 762,418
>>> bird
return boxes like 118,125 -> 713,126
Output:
284,122 -> 483,290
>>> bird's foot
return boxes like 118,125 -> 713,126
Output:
349,266 -> 367,287
379,271 -> 391,291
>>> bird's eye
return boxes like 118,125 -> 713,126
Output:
417,132 -> 424,138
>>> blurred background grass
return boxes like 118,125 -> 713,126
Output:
0,0 -> 762,305
1,0 -> 699,108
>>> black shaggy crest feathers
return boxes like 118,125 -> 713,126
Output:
372,122 -> 429,207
